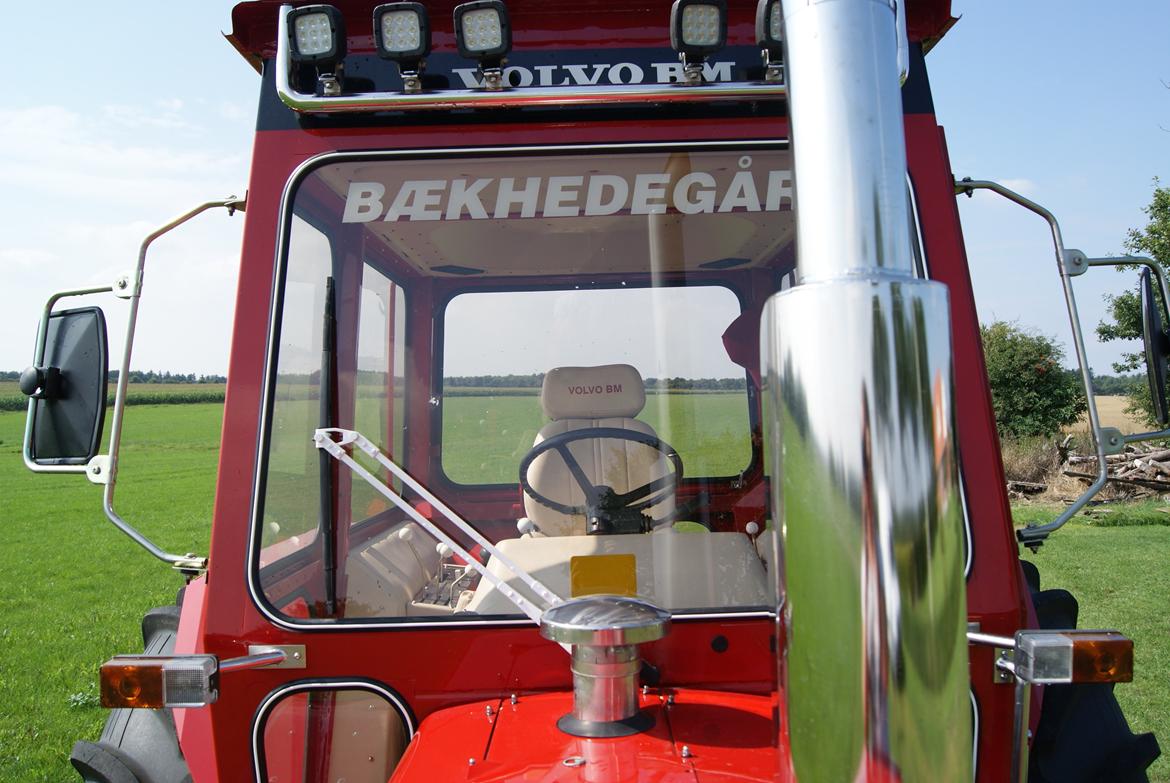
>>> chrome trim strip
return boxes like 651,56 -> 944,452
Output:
967,630 -> 1015,649
220,649 -> 288,673
970,689 -> 980,779
1011,679 -> 1031,783
246,140 -> 791,633
907,173 -> 974,579
251,679 -> 416,783
274,4 -> 786,115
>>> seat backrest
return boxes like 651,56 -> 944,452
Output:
524,365 -> 675,536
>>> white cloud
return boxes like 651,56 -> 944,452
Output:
217,101 -> 249,122
0,103 -> 249,372
0,247 -> 59,269
997,178 -> 1038,196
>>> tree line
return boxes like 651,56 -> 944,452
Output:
0,370 -> 226,384
443,374 -> 747,390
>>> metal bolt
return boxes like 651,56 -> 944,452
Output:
666,694 -> 675,706
510,693 -> 518,705
468,758 -> 476,766
642,685 -> 650,695
681,745 -> 693,759
116,277 -> 128,289
485,704 -> 494,717
90,465 -> 101,475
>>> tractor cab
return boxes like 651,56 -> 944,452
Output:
16,1 -> 1163,781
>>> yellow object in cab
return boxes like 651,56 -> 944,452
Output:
569,554 -> 637,597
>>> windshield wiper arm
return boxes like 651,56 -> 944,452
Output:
314,427 -> 563,625
319,277 -> 338,616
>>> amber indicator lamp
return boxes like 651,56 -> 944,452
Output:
100,655 -> 219,709
1070,631 -> 1134,683
100,661 -> 166,709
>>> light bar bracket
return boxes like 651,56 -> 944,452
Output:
273,4 -> 786,113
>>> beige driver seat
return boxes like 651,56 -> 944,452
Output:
523,365 -> 676,536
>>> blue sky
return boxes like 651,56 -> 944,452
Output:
928,2 -> 1170,374
1,1 -> 1168,376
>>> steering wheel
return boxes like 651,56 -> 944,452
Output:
518,427 -> 683,535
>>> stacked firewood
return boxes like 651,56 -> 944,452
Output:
1063,445 -> 1170,494
1005,438 -> 1170,499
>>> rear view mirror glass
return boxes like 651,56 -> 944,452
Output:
1140,268 -> 1170,427
22,306 -> 109,465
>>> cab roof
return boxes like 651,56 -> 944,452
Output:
227,0 -> 956,73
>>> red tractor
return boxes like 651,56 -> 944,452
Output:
18,1 -> 1163,781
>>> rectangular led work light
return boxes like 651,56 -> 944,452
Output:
454,1 -> 511,62
670,0 -> 727,63
287,4 -> 346,66
374,2 -> 430,62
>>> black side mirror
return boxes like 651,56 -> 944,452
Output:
1140,268 -> 1170,427
23,306 -> 109,465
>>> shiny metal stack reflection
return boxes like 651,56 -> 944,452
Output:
763,1 -> 972,780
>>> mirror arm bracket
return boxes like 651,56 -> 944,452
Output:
112,272 -> 138,300
86,455 -> 111,486
1098,427 -> 1125,457
1062,248 -> 1089,277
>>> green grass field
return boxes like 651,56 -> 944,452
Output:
440,391 -> 752,485
1,400 -> 1167,781
0,403 -> 220,782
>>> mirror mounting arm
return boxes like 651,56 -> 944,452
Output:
99,196 -> 243,570
23,196 -> 244,573
956,177 -> 1170,549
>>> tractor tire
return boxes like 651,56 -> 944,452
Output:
69,604 -> 194,783
1022,562 -> 1162,782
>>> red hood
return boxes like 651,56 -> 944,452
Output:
390,689 -> 783,782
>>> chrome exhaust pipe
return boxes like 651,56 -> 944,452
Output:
763,1 -> 971,780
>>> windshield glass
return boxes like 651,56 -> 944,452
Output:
254,145 -> 794,623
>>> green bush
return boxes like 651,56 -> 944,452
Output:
981,321 -> 1087,438
999,435 -> 1061,483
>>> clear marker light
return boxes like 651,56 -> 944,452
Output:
382,10 -> 421,52
294,12 -> 335,56
680,4 -> 721,47
461,9 -> 503,52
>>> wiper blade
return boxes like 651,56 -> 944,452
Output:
314,427 -> 562,624
319,277 -> 338,616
